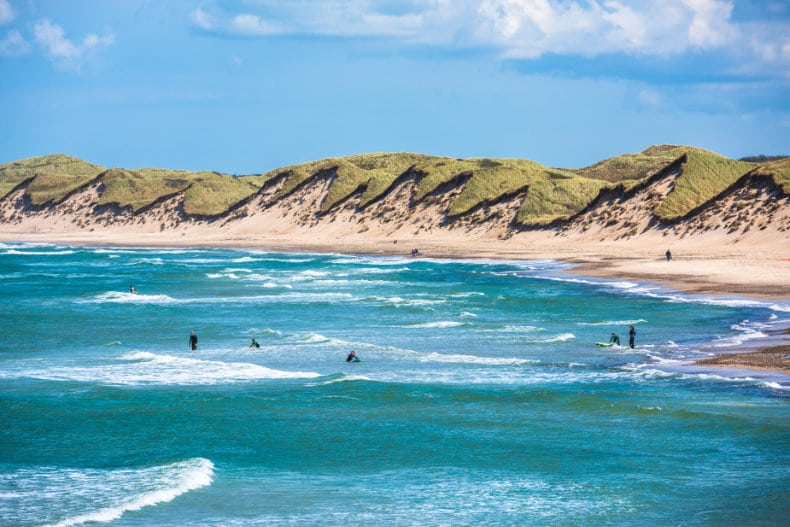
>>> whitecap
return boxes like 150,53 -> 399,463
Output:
10,351 -> 320,386
77,291 -> 177,304
306,373 -> 372,386
536,333 -> 575,343
404,321 -> 465,328
420,352 -> 538,366
578,319 -> 647,326
0,458 -> 215,527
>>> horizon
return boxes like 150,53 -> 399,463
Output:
1,0 -> 788,175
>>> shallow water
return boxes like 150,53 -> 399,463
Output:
1,243 -> 788,526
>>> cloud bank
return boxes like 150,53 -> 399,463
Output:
189,0 -> 790,80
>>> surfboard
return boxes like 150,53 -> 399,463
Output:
595,342 -> 614,347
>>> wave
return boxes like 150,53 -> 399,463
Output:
78,291 -> 178,304
7,351 -> 320,386
3,249 -> 75,256
536,333 -> 576,343
578,319 -> 647,326
369,296 -> 446,307
78,291 -> 356,306
419,352 -> 539,366
0,458 -> 214,527
306,373 -> 373,386
404,321 -> 465,328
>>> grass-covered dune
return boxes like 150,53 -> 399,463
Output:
1,146 -> 785,227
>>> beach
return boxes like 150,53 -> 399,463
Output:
1,225 -> 788,375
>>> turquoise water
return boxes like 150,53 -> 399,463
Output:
1,243 -> 788,526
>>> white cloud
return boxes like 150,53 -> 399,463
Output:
190,8 -> 214,30
0,29 -> 28,56
0,0 -> 14,25
232,14 -> 281,35
33,19 -> 115,70
473,0 -> 743,58
684,0 -> 736,48
186,1 -> 789,76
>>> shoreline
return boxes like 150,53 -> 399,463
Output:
2,232 -> 789,375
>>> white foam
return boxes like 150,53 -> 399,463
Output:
78,291 -> 177,304
12,351 -> 320,386
420,352 -> 538,366
306,373 -> 372,386
536,332 -> 575,343
404,321 -> 465,328
4,249 -> 75,256
578,319 -> 647,326
33,458 -> 214,527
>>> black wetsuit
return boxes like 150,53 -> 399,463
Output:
189,334 -> 198,351
629,328 -> 636,348
610,334 -> 620,346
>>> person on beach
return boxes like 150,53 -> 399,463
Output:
250,338 -> 260,349
346,351 -> 360,362
189,330 -> 198,351
629,325 -> 636,349
609,332 -> 620,346
665,249 -> 672,262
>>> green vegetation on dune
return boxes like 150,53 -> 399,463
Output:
517,176 -> 611,226
98,168 -> 192,211
182,173 -> 263,215
319,159 -> 372,212
98,168 -> 264,215
27,173 -> 97,205
0,154 -> 104,201
448,160 -> 546,216
751,158 -> 790,193
1,146 -> 780,225
656,150 -> 754,220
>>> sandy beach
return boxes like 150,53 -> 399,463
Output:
2,226 -> 788,375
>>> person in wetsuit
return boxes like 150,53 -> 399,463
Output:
346,351 -> 360,362
629,325 -> 636,348
250,338 -> 260,349
189,330 -> 198,351
609,332 -> 620,346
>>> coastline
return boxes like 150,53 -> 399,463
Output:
2,230 -> 789,375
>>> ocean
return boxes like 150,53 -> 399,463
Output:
1,243 -> 788,526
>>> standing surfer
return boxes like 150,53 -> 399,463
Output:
629,325 -> 636,348
189,330 -> 198,351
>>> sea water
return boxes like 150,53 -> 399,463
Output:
0,243 -> 787,526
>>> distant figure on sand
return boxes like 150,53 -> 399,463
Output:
665,249 -> 672,262
609,332 -> 620,346
411,248 -> 420,257
189,330 -> 198,351
629,325 -> 636,349
129,285 -> 137,294
250,338 -> 260,349
346,351 -> 360,362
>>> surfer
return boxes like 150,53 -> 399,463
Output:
129,285 -> 137,294
629,325 -> 636,348
346,351 -> 360,362
189,330 -> 198,351
609,332 -> 620,346
250,338 -> 260,349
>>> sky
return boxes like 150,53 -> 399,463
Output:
0,0 -> 788,174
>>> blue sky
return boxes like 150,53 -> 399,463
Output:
1,0 -> 788,174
